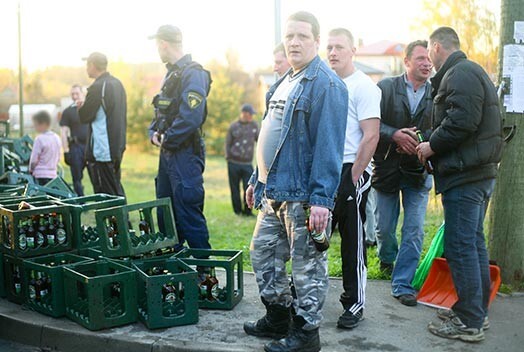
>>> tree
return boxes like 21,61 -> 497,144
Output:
488,0 -> 524,289
413,0 -> 499,76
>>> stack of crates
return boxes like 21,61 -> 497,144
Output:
63,259 -> 137,330
174,248 -> 243,310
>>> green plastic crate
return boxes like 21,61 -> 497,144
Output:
174,249 -> 243,310
23,253 -> 94,317
60,194 -> 126,249
94,198 -> 178,258
3,254 -> 25,304
63,259 -> 137,331
0,171 -> 34,185
0,252 -> 5,297
0,195 -> 55,207
0,199 -> 74,257
132,257 -> 199,329
76,247 -> 104,260
0,184 -> 25,195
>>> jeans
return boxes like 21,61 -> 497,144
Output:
250,198 -> 329,330
441,178 -> 495,329
69,143 -> 86,196
227,161 -> 253,215
376,176 -> 432,296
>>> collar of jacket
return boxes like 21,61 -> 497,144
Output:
430,50 -> 467,98
94,71 -> 110,83
166,54 -> 192,71
273,56 -> 322,86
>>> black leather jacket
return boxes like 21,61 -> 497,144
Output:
372,74 -> 433,193
429,51 -> 503,193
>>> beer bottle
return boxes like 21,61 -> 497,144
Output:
18,219 -> 27,251
37,217 -> 47,247
36,271 -> 48,300
162,281 -> 177,303
27,219 -> 36,249
33,215 -> 47,247
199,268 -> 219,300
28,270 -> 37,301
107,216 -> 119,247
13,266 -> 22,295
56,214 -> 67,245
304,206 -> 330,252
415,130 -> 434,174
139,210 -> 150,236
44,215 -> 55,246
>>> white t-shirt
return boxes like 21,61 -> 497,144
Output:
257,71 -> 304,183
342,70 -> 381,174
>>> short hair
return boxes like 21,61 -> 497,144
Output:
32,110 -> 51,126
328,28 -> 355,47
430,27 -> 460,50
273,42 -> 286,56
287,11 -> 320,38
405,40 -> 428,58
71,84 -> 82,91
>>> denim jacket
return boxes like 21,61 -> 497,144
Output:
249,56 -> 348,210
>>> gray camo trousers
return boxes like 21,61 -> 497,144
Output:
250,198 -> 329,330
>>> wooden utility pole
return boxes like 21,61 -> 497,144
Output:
17,1 -> 24,137
489,0 -> 524,287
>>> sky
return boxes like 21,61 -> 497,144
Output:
0,0 -> 499,72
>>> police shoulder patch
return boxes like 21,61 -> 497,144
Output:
187,91 -> 203,109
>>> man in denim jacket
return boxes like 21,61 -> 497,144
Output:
242,11 -> 348,352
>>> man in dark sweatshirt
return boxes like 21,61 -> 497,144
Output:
225,104 -> 259,216
78,52 -> 127,197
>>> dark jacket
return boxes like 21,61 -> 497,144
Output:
225,120 -> 259,164
429,51 -> 503,193
372,74 -> 433,192
79,72 -> 127,163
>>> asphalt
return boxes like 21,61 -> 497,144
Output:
0,273 -> 523,352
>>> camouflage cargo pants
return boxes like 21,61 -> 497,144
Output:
250,198 -> 329,330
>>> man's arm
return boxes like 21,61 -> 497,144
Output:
352,118 -> 380,184
225,124 -> 233,159
429,69 -> 484,155
162,68 -> 210,151
78,83 -> 102,124
60,126 -> 70,153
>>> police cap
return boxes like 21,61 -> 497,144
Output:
149,25 -> 183,43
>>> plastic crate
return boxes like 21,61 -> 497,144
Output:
3,253 -> 25,304
174,249 -> 243,310
23,253 -> 94,317
0,199 -> 74,257
0,184 -> 25,195
76,247 -> 104,260
132,257 -> 199,329
0,195 -> 55,207
60,194 -> 126,249
94,198 -> 178,258
63,259 -> 137,330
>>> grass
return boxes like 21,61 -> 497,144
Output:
63,149 -> 446,279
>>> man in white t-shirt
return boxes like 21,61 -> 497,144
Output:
327,28 -> 381,329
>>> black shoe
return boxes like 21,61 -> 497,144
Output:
380,261 -> 394,276
396,293 -> 417,307
244,301 -> 290,339
264,316 -> 320,352
337,309 -> 364,329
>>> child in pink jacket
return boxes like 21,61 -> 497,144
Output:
29,111 -> 62,185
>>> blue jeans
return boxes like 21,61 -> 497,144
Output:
441,179 -> 495,329
376,176 -> 432,296
69,143 -> 86,196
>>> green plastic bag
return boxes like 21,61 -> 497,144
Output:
412,222 -> 445,290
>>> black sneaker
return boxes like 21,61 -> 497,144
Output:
396,294 -> 417,307
428,316 -> 485,342
437,308 -> 490,330
337,309 -> 364,329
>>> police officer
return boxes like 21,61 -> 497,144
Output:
149,25 -> 212,252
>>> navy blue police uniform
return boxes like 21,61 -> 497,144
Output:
149,54 -> 212,251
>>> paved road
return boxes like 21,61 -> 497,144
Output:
0,338 -> 45,351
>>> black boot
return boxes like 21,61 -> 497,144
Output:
264,315 -> 321,352
244,298 -> 291,339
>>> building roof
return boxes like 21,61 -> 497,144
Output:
356,40 -> 406,56
354,61 -> 385,75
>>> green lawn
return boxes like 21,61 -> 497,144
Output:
64,150 -> 445,279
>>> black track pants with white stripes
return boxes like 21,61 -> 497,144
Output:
333,163 -> 371,314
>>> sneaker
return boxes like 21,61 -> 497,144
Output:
337,309 -> 364,329
396,294 -> 417,307
428,317 -> 485,342
437,309 -> 490,330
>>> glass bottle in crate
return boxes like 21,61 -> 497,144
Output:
107,216 -> 119,248
28,270 -> 37,301
17,219 -> 27,250
162,280 -> 177,316
35,216 -> 45,248
56,214 -> 67,245
27,218 -> 36,249
35,271 -> 48,301
44,215 -> 56,246
13,266 -> 22,295
199,268 -> 220,300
